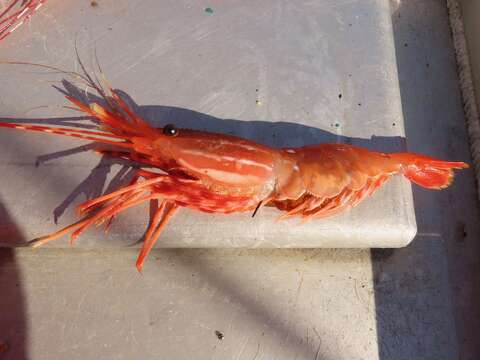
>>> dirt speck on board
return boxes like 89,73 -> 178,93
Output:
214,330 -> 224,340
90,1 -> 98,7
205,7 -> 214,15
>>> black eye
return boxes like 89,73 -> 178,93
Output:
163,124 -> 178,137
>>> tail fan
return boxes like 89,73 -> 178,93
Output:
391,153 -> 468,189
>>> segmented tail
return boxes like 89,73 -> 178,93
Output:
391,153 -> 469,189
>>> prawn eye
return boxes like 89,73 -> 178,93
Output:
163,124 -> 178,137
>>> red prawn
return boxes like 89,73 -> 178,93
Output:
0,62 -> 469,271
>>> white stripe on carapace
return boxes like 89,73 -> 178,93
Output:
180,149 -> 273,171
214,139 -> 273,154
177,158 -> 265,185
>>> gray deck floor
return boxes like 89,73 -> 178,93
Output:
1,1 -> 480,359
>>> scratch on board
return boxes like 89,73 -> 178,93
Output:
235,337 -> 249,360
252,341 -> 261,360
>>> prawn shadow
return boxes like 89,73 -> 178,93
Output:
8,80 -> 406,152
4,81 -> 406,234
116,89 -> 406,153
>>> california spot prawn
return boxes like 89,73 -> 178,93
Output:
0,0 -> 46,41
0,61 -> 468,272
